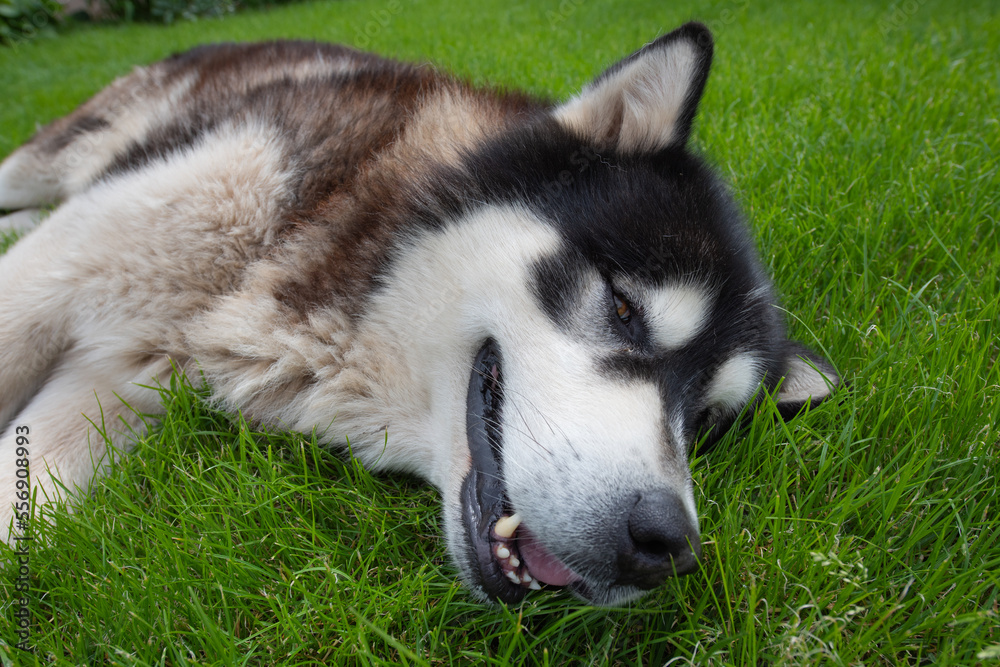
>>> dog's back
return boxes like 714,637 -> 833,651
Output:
0,41 -> 539,520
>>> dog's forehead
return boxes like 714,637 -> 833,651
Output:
452,121 -> 780,382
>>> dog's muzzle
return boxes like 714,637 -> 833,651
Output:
461,339 -> 700,604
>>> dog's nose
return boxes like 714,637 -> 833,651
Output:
616,489 -> 701,588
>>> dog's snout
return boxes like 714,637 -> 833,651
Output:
617,490 -> 700,588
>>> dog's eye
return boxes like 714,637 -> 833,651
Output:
607,284 -> 644,347
613,291 -> 632,324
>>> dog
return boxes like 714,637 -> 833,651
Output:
0,22 -> 837,605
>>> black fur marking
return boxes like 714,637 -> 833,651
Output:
41,115 -> 110,154
531,250 -> 590,329
103,116 -> 218,179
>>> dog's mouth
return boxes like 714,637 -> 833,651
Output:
461,339 -> 583,604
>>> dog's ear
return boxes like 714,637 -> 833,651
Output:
695,342 -> 839,453
774,341 -> 839,419
554,22 -> 714,152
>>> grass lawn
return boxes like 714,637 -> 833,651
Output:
1,0 -> 998,664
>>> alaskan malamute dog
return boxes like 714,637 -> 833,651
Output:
0,23 -> 837,605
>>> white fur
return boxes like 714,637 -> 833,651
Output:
0,152 -> 60,210
0,352 -> 174,527
706,353 -> 761,411
645,283 -> 711,350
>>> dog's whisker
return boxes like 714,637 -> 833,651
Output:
477,413 -> 551,459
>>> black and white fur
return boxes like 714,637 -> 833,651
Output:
0,23 -> 837,605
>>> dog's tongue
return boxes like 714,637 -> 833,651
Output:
518,528 -> 582,587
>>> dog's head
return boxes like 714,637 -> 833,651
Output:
386,23 -> 837,605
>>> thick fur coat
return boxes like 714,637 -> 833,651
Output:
0,23 -> 837,605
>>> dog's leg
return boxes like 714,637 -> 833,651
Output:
0,126 -> 92,210
0,222 -> 76,433
0,59 -> 192,212
0,208 -> 46,235
0,146 -> 63,211
0,350 -> 172,541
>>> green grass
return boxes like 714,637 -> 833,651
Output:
1,0 -> 998,664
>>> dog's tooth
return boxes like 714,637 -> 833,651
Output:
494,513 -> 522,538
528,580 -> 541,590
509,556 -> 519,568
496,545 -> 510,559
505,570 -> 520,584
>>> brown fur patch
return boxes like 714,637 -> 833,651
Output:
20,40 -> 547,331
